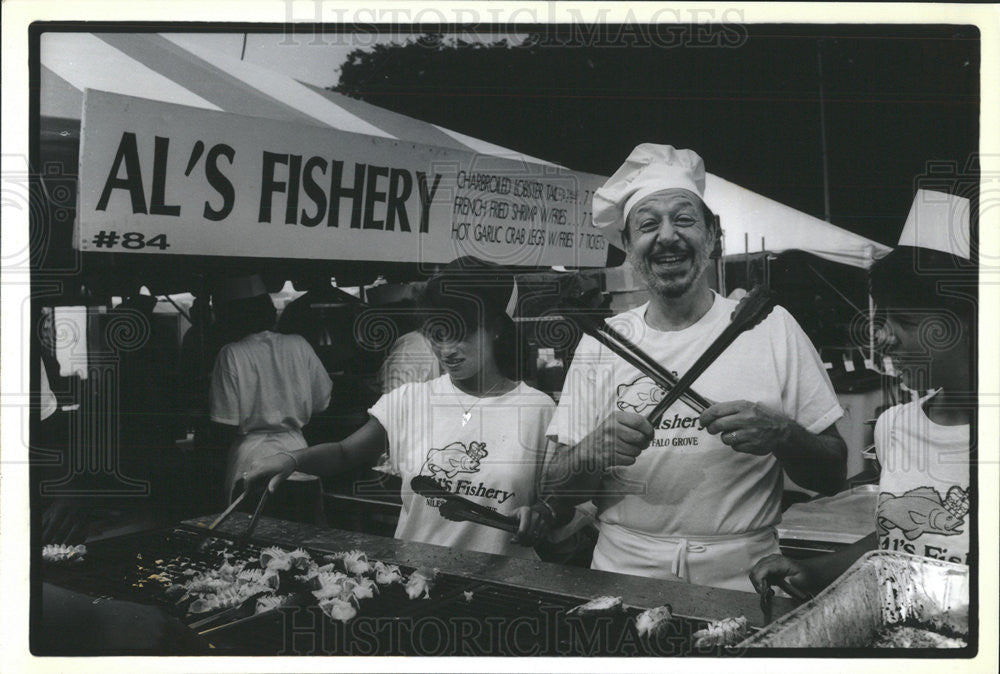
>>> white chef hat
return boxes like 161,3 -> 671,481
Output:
897,189 -> 971,259
592,144 -> 708,249
213,274 -> 268,302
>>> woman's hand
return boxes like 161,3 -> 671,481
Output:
510,503 -> 554,546
243,452 -> 298,498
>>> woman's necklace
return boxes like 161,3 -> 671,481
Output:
451,377 -> 508,427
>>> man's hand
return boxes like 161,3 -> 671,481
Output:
749,554 -> 817,600
700,400 -> 794,456
584,410 -> 655,469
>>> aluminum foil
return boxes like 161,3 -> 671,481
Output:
738,551 -> 968,648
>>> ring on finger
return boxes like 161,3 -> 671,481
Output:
723,431 -> 737,444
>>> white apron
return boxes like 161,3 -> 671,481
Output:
592,522 -> 781,593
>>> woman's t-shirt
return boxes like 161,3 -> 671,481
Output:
874,397 -> 970,565
369,376 -> 556,559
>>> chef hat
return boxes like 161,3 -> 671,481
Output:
897,189 -> 971,259
213,274 -> 268,303
593,144 -> 708,249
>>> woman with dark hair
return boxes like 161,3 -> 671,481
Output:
244,257 -> 557,557
208,275 -> 332,521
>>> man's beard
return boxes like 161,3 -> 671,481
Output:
628,245 -> 711,299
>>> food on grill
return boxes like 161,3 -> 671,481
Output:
189,583 -> 266,614
693,616 -> 748,648
349,577 -> 378,601
41,544 -> 87,563
635,605 -> 674,639
237,567 -> 280,590
310,572 -> 353,601
566,596 -> 624,616
405,567 -> 438,600
373,561 -> 404,585
318,597 -> 358,623
869,625 -> 966,648
255,594 -> 294,615
329,549 -> 373,576
287,548 -> 314,572
183,573 -> 234,594
260,546 -> 293,572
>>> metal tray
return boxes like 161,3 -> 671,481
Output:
738,551 -> 968,648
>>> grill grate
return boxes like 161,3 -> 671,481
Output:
41,525 -> 730,656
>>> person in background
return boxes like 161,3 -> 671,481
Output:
243,257 -> 556,557
277,271 -> 366,375
208,274 -> 332,523
376,295 -> 442,395
750,189 -> 974,598
542,144 -> 847,592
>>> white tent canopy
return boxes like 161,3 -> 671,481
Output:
41,32 -> 890,269
705,174 -> 890,268
40,32 -> 555,165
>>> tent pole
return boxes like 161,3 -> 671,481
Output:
817,39 -> 832,222
744,233 -> 750,288
868,292 -> 875,362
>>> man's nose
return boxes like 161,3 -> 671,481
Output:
654,219 -> 680,244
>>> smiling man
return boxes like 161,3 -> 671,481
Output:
541,144 -> 847,592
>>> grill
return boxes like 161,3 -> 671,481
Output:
41,525 -> 728,656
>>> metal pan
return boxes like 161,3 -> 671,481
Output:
738,551 -> 968,648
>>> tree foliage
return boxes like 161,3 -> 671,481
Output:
333,28 -> 977,245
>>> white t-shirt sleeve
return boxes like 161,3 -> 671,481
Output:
872,404 -> 896,465
209,346 -> 241,426
771,306 -> 844,433
545,334 -> 616,447
303,340 -> 333,413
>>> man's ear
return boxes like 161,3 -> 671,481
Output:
710,215 -> 723,259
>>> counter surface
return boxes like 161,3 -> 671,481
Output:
187,513 -> 796,627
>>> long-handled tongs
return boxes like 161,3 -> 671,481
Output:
411,475 -> 519,533
207,491 -> 247,531
559,304 -> 712,414
243,473 -> 286,540
643,285 -> 776,426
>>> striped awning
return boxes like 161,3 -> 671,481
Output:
40,32 -> 556,165
40,32 -> 890,268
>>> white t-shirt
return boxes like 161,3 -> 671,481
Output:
874,396 -> 970,565
547,293 -> 843,585
369,376 -> 556,559
210,330 -> 332,499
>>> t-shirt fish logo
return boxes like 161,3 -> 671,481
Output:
421,441 -> 487,479
616,376 -> 666,414
877,486 -> 967,540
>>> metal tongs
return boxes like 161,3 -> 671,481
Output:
561,285 -> 776,426
411,475 -> 519,534
643,285 -> 776,426
205,473 -> 282,539
559,303 -> 713,415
